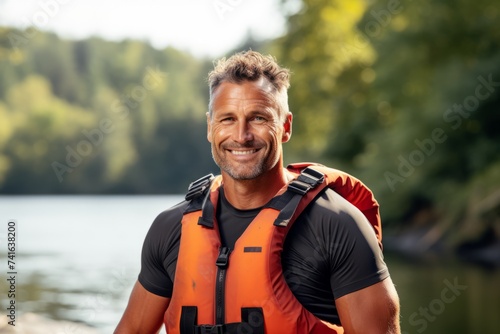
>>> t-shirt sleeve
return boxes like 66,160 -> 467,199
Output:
138,201 -> 185,298
313,189 -> 389,299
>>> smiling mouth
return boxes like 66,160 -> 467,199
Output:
229,149 -> 258,155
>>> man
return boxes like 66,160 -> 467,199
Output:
115,50 -> 400,333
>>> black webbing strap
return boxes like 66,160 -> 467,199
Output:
180,306 -> 198,334
185,174 -> 215,214
180,307 -> 264,334
197,187 -> 215,228
270,167 -> 325,227
183,173 -> 216,228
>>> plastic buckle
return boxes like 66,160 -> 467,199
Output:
287,167 -> 325,195
185,174 -> 214,201
195,324 -> 225,334
215,247 -> 230,268
298,167 -> 324,187
287,180 -> 310,195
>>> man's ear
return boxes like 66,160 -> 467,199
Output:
206,112 -> 212,143
282,112 -> 293,143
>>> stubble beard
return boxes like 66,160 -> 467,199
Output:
211,143 -> 278,181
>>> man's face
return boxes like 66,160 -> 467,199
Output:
207,79 -> 292,181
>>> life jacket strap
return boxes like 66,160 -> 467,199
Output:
186,173 -> 215,201
185,173 -> 215,214
195,324 -> 225,334
184,166 -> 325,228
180,306 -> 264,334
182,173 -> 217,227
289,166 -> 325,195
270,167 -> 325,227
198,187 -> 215,228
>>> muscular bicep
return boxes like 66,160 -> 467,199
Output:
139,208 -> 182,297
115,280 -> 170,334
336,277 -> 400,334
326,193 -> 389,299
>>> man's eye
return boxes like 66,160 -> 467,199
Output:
220,117 -> 234,123
252,116 -> 266,122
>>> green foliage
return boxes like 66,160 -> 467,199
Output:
273,0 -> 376,157
355,0 -> 500,226
274,0 -> 500,239
0,28 -> 215,194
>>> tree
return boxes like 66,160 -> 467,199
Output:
272,0 -> 500,248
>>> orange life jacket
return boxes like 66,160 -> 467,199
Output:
164,163 -> 381,334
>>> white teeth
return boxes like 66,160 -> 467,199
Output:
231,150 -> 256,155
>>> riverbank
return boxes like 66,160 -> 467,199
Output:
383,225 -> 500,268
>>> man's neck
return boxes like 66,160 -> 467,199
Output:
221,166 -> 292,210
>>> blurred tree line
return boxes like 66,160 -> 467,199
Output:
0,0 -> 499,254
272,0 -> 500,255
0,29 -> 218,194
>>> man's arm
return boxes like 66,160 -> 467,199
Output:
114,280 -> 170,334
336,277 -> 400,334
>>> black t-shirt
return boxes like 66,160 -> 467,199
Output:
138,187 -> 389,325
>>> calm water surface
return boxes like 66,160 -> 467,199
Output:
0,196 -> 498,334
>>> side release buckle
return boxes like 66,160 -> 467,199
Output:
287,167 -> 325,195
195,324 -> 225,334
215,247 -> 230,268
185,174 -> 215,201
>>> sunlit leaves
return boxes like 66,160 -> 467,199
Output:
275,0 -> 376,157
274,0 -> 500,234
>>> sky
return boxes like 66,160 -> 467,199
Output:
0,0 -> 290,57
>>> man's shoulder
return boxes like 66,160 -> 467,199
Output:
149,200 -> 189,232
306,188 -> 367,221
296,187 -> 380,248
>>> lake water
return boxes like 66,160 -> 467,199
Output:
0,196 -> 499,334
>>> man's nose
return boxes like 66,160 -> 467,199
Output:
234,121 -> 254,143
